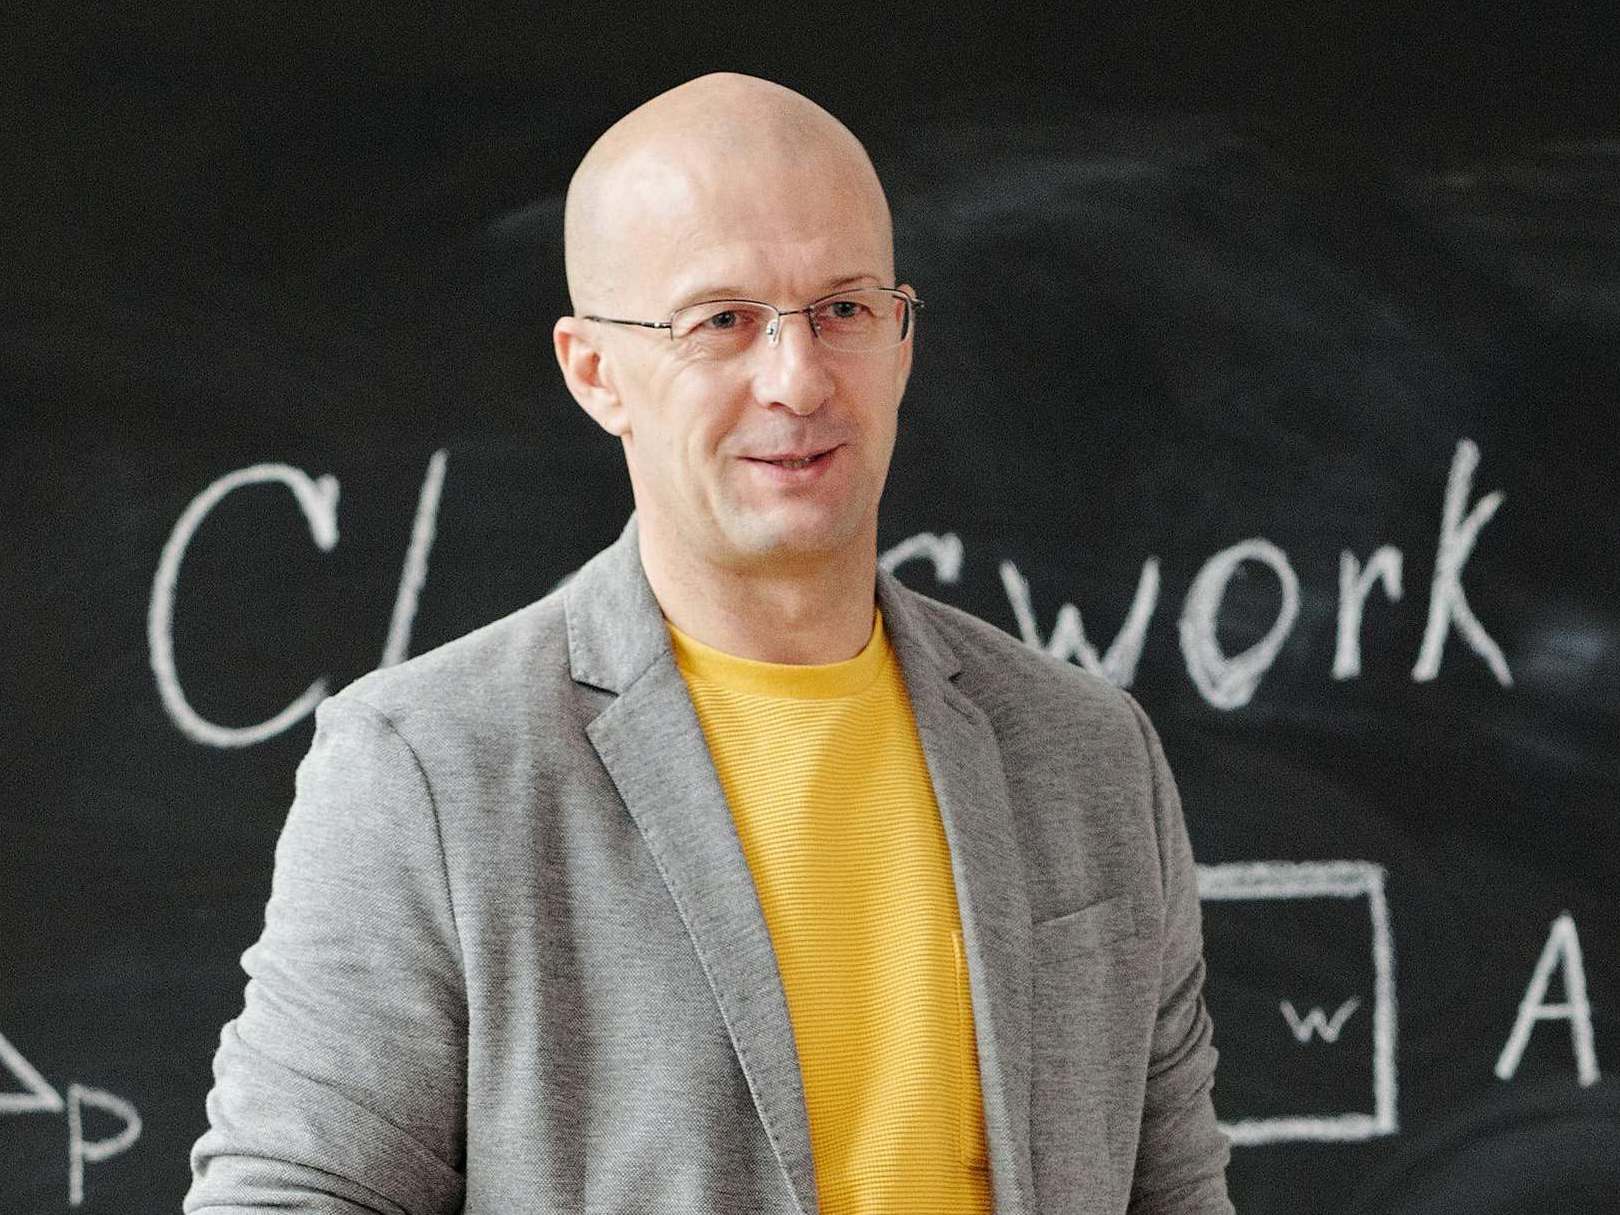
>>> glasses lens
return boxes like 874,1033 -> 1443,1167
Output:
669,301 -> 774,354
811,289 -> 913,352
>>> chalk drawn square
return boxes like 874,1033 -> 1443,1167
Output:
1197,860 -> 1397,1145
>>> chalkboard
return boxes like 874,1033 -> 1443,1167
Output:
4,21 -> 1617,1214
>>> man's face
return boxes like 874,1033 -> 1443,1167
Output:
580,150 -> 913,574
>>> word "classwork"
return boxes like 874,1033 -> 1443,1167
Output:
149,439 -> 1511,747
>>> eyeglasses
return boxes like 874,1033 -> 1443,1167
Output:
582,286 -> 923,357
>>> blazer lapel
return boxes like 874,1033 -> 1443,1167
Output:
567,516 -> 821,1215
877,569 -> 1038,1215
565,517 -> 1036,1215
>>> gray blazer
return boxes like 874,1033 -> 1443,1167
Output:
186,514 -> 1232,1215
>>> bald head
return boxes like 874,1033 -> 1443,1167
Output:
563,73 -> 893,314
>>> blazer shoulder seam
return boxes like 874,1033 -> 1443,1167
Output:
325,694 -> 469,981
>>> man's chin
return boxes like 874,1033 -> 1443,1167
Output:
721,508 -> 865,566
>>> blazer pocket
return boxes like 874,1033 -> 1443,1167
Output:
1032,894 -> 1139,964
951,928 -> 991,1171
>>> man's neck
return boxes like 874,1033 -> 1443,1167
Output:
638,531 -> 878,665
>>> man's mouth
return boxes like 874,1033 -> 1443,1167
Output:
747,446 -> 837,469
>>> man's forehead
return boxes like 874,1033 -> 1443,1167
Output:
591,148 -> 890,294
642,197 -> 891,297
664,265 -> 888,310
602,133 -> 878,227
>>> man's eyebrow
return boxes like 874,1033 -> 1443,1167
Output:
668,273 -> 884,312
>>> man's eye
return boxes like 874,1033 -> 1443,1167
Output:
823,299 -> 872,321
705,311 -> 739,330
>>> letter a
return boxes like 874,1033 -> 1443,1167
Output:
1494,913 -> 1599,1087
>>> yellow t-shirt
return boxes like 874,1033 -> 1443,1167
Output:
668,607 -> 992,1215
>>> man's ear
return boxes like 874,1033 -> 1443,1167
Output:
894,283 -> 918,400
553,316 -> 630,437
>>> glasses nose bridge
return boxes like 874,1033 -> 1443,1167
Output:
762,303 -> 819,348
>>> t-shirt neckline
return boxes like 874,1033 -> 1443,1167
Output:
666,607 -> 888,700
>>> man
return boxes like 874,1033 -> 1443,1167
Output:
186,72 -> 1232,1214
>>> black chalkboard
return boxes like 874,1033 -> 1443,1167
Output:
4,16 -> 1617,1214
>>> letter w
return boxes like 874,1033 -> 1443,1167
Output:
1000,558 -> 1160,687
1281,997 -> 1361,1044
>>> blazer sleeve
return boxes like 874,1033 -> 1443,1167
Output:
184,694 -> 468,1214
1123,694 -> 1235,1215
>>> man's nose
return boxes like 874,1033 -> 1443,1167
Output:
752,311 -> 833,416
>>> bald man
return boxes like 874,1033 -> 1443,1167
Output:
187,74 -> 1232,1215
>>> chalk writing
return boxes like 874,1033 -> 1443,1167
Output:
0,1031 -> 140,1208
380,449 -> 448,668
1412,438 -> 1512,686
148,463 -> 339,747
1179,539 -> 1301,710
1334,548 -> 1403,680
0,1029 -> 62,1114
150,439 -> 1523,743
1495,912 -> 1600,1087
66,1085 -> 141,1208
879,530 -> 964,582
150,452 -> 449,745
1281,997 -> 1362,1044
1198,861 -> 1398,1144
999,556 -> 1160,687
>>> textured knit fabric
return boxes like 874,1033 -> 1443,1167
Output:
668,608 -> 992,1215
184,513 -> 1235,1215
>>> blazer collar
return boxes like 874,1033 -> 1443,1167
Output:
564,511 -> 963,693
